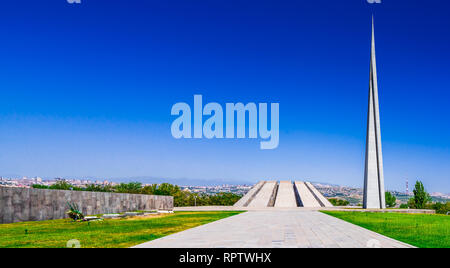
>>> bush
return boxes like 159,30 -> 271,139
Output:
328,198 -> 349,206
399,204 -> 408,209
32,184 -> 49,189
430,202 -> 450,215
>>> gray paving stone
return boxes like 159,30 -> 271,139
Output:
133,210 -> 413,248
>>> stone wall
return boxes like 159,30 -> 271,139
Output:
0,187 -> 173,224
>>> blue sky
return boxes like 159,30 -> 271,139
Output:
0,0 -> 449,192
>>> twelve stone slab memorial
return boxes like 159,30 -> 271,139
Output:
234,181 -> 333,208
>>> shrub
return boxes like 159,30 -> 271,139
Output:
431,202 -> 450,215
32,184 -> 49,189
328,198 -> 349,206
66,202 -> 84,221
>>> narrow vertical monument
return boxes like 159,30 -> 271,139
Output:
363,17 -> 386,209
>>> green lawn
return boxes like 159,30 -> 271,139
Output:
322,211 -> 450,248
0,211 -> 244,248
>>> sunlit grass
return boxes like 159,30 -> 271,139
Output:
0,211 -> 244,248
321,211 -> 450,248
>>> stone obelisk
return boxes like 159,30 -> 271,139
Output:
363,17 -> 386,209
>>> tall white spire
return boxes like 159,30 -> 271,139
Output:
363,16 -> 386,209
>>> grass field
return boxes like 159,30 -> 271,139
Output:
322,211 -> 450,248
0,211 -> 244,248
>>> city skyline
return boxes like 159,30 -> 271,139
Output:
1,1 -> 449,193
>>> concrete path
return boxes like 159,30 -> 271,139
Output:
133,211 -> 413,248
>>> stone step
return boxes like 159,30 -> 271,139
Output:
274,181 -> 297,207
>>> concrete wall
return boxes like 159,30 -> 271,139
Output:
0,187 -> 173,224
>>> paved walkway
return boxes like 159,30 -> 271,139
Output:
133,211 -> 413,248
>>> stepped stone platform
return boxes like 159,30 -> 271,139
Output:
235,181 -> 333,208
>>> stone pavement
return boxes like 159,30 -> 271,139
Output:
133,210 -> 413,248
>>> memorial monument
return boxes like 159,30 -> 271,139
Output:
363,17 -> 386,209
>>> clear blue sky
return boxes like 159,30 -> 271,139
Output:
0,0 -> 449,192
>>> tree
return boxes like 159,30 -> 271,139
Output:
407,198 -> 416,209
32,184 -> 49,189
115,182 -> 142,194
385,191 -> 397,208
411,181 -> 431,209
431,202 -> 450,214
49,180 -> 80,190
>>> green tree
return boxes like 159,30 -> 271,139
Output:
114,182 -> 142,194
385,191 -> 397,208
32,184 -> 49,189
411,181 -> 431,209
49,180 -> 80,190
154,183 -> 181,196
431,202 -> 450,214
85,184 -> 113,192
407,198 -> 416,209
